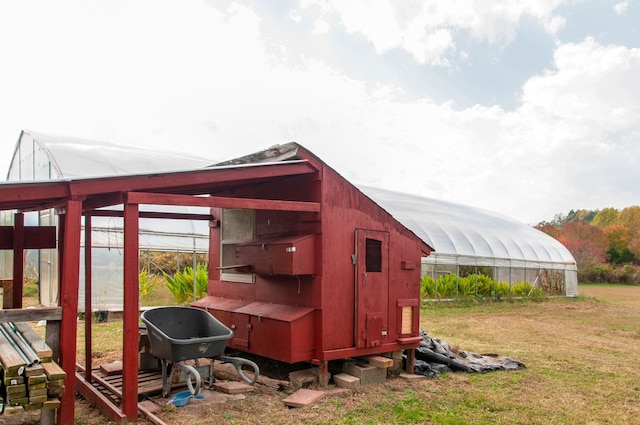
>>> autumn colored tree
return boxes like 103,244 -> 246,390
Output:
560,222 -> 609,252
539,206 -> 640,282
536,224 -> 561,240
544,222 -> 609,268
592,207 -> 618,228
562,239 -> 606,269
604,224 -> 634,264
628,237 -> 640,261
615,206 -> 640,239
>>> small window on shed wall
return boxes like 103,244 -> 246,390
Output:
220,209 -> 255,283
366,238 -> 382,272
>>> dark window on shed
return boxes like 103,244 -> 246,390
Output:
366,238 -> 382,272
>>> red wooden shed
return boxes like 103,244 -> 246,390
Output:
192,143 -> 433,382
0,142 -> 431,423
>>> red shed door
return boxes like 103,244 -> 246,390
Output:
355,229 -> 389,348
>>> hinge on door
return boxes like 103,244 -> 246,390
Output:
351,254 -> 357,265
247,323 -> 252,331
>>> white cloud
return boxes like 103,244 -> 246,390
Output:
614,1 -> 629,14
297,0 -> 568,65
1,1 -> 638,226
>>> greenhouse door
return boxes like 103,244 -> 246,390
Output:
355,229 -> 389,348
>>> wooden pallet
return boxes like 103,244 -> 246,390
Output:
78,366 -> 188,404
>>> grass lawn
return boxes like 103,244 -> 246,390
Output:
26,284 -> 640,424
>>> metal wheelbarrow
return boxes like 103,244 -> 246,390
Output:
140,306 -> 259,397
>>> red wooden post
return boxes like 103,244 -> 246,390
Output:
85,213 -> 93,382
122,202 -> 140,421
12,212 -> 24,307
58,200 -> 82,425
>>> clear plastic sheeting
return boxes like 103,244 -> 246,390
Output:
6,130 -> 213,181
360,186 -> 578,296
3,130 -> 215,310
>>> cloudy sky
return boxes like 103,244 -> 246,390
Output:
1,0 -> 638,224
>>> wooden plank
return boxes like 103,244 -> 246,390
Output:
28,394 -> 48,404
4,375 -> 24,386
28,373 -> 48,387
0,308 -> 63,323
42,361 -> 66,380
45,320 -> 61,363
24,363 -> 44,377
125,191 -> 321,212
361,355 -> 394,368
6,384 -> 27,397
0,332 -> 27,376
75,372 -> 128,424
7,396 -> 28,406
99,361 -> 123,376
29,387 -> 48,397
42,398 -> 61,410
0,278 -> 13,309
16,322 -> 53,359
3,405 -> 25,416
47,379 -> 65,388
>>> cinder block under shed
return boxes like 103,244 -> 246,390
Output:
342,361 -> 387,385
289,368 -> 319,388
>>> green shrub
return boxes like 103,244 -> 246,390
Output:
139,268 -> 161,297
164,263 -> 208,303
420,273 -> 548,299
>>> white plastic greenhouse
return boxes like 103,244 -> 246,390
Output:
360,186 -> 578,297
1,131 -> 578,311
2,130 -> 212,309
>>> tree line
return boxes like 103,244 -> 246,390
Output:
536,206 -> 640,284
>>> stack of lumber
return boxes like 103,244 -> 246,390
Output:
0,322 -> 64,417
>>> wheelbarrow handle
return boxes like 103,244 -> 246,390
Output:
217,356 -> 260,385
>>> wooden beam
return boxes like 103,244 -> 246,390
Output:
89,209 -> 214,221
0,226 -> 57,250
12,212 -> 24,308
0,181 -> 70,211
68,160 -> 318,197
125,192 -> 321,212
0,307 -> 62,322
84,213 -> 93,383
81,192 -> 126,211
58,199 -> 82,425
1,278 -> 13,309
75,372 -> 127,424
122,202 -> 140,421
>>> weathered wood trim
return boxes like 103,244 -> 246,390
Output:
0,307 -> 62,322
125,191 -> 321,212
